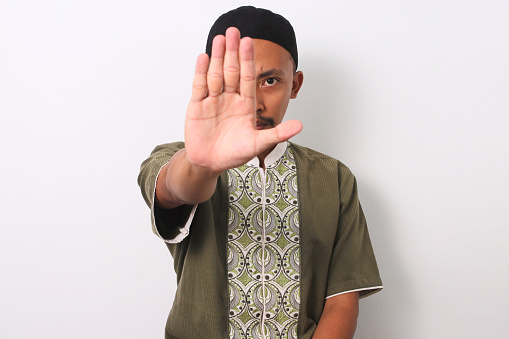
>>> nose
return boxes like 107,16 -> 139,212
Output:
255,88 -> 265,113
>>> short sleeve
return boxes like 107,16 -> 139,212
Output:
137,142 -> 197,243
325,164 -> 383,299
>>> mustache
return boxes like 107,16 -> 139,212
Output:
256,115 -> 275,128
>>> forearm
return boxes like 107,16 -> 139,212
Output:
313,292 -> 359,339
155,149 -> 221,209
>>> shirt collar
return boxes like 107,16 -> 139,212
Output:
246,142 -> 288,168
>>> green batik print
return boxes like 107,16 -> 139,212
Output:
227,145 -> 300,339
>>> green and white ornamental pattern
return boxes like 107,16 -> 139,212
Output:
227,145 -> 300,339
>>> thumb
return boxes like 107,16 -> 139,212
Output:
255,119 -> 303,153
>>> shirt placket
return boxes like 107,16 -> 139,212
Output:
258,166 -> 268,339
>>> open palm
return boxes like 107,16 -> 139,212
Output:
184,28 -> 301,172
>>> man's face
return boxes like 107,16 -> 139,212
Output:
252,39 -> 303,130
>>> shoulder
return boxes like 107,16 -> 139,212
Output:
289,143 -> 361,208
289,142 -> 354,180
150,141 -> 185,155
289,142 -> 334,160
139,141 -> 186,179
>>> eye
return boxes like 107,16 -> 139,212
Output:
263,77 -> 279,87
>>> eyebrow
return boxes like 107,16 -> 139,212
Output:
257,68 -> 284,79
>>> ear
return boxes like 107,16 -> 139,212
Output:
290,71 -> 304,99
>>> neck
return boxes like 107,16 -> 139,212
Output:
257,145 -> 276,169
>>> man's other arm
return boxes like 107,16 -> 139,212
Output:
313,292 -> 359,339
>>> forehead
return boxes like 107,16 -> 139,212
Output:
252,39 -> 294,72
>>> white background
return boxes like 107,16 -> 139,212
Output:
1,0 -> 508,338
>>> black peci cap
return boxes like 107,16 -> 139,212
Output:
205,6 -> 298,69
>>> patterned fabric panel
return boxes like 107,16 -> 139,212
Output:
227,146 -> 300,339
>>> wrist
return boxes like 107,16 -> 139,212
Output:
161,149 -> 221,206
181,149 -> 223,179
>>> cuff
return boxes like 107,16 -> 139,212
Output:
150,162 -> 196,243
326,276 -> 383,299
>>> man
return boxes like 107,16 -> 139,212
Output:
138,6 -> 382,339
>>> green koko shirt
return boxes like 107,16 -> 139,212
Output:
138,142 -> 382,339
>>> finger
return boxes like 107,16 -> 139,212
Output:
255,120 -> 303,152
190,53 -> 209,102
239,37 -> 256,99
223,27 -> 241,93
207,34 -> 226,97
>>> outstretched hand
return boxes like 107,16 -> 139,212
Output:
184,27 -> 302,173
